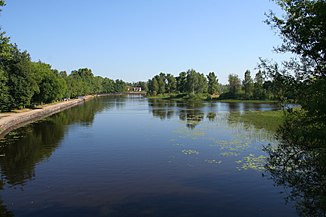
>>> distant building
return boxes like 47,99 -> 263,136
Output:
133,87 -> 142,92
127,86 -> 142,92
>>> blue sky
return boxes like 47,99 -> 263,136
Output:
1,0 -> 284,83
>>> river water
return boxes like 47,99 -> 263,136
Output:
0,95 -> 298,217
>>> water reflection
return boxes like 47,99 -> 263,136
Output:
0,200 -> 13,217
0,96 -> 295,217
149,99 -> 207,129
0,97 -> 109,188
264,141 -> 326,216
148,99 -> 279,130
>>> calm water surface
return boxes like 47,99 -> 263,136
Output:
0,96 -> 298,217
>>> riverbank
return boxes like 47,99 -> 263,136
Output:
0,95 -> 94,138
217,99 -> 277,103
146,94 -> 277,103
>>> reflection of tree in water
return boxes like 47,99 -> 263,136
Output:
0,97 -> 109,188
0,180 -> 14,217
264,133 -> 326,216
179,109 -> 204,129
149,99 -> 176,120
227,102 -> 240,112
0,200 -> 13,217
149,99 -> 208,129
152,109 -> 175,120
207,112 -> 216,121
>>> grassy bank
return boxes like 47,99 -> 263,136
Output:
229,110 -> 284,132
218,99 -> 277,103
146,94 -> 277,103
146,93 -> 219,101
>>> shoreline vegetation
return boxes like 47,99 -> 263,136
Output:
146,93 -> 278,103
0,93 -> 284,138
0,94 -> 126,138
0,96 -> 93,138
229,110 -> 284,132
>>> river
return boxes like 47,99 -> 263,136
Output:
0,95 -> 298,217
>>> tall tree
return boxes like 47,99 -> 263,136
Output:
114,79 -> 126,93
0,68 -> 10,111
228,74 -> 241,98
262,1 -> 326,215
151,78 -> 159,95
185,69 -> 207,94
207,72 -> 219,95
165,74 -> 176,94
7,50 -> 38,108
253,70 -> 266,99
177,71 -> 187,93
242,70 -> 254,99
157,73 -> 166,94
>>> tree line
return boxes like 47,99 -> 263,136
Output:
147,70 -> 214,97
146,69 -> 291,100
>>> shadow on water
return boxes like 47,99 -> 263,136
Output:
0,97 -> 111,187
5,190 -> 293,217
0,97 -> 128,216
149,99 -> 214,129
0,96 -> 307,217
148,99 -> 280,130
264,138 -> 326,217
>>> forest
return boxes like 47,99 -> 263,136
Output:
146,69 -> 291,101
0,37 -> 127,112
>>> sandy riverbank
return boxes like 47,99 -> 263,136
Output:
0,95 -> 94,138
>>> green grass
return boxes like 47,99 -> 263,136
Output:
217,99 -> 277,103
229,110 -> 284,132
146,94 -> 175,99
146,93 -> 208,101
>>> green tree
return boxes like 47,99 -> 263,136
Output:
0,31 -> 14,66
150,78 -> 159,95
156,73 -> 166,94
7,50 -> 38,108
30,62 -> 67,104
262,0 -> 326,215
177,71 -> 187,93
114,79 -> 126,93
185,69 -> 207,95
242,70 -> 254,99
228,74 -> 241,98
207,72 -> 219,95
93,76 -> 104,94
253,70 -> 266,99
102,78 -> 115,93
264,0 -> 326,112
166,73 -> 177,94
0,68 -> 10,111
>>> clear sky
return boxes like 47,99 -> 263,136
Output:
1,0 -> 284,84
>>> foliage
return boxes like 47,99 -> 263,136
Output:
147,69 -> 209,98
6,51 -> 38,108
264,110 -> 326,216
207,72 -> 220,95
262,0 -> 326,216
0,68 -> 10,111
0,33 -> 126,110
227,74 -> 241,98
0,2 -> 127,111
242,70 -> 254,99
